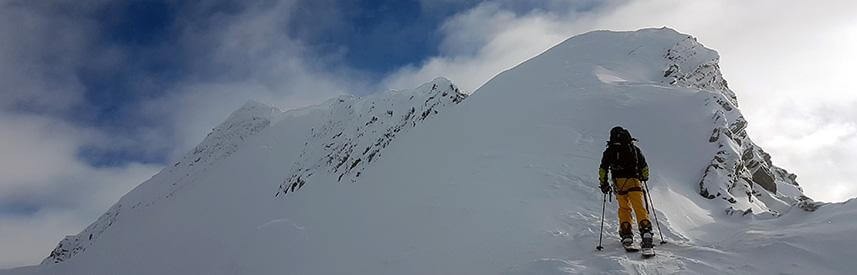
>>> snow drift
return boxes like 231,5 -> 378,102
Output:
5,27 -> 855,275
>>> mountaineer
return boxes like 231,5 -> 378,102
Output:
598,126 -> 654,256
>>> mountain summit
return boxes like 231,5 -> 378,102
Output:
7,28 -> 856,274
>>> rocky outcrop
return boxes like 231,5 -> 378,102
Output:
42,205 -> 122,264
660,35 -> 806,215
662,35 -> 736,106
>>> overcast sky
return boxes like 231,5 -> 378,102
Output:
1,0 -> 855,268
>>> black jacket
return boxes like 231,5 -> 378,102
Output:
600,143 -> 648,179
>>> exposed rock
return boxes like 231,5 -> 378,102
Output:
276,78 -> 467,197
665,36 -> 805,215
752,167 -> 777,193
797,196 -> 822,212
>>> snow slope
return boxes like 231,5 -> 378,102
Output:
5,28 -> 855,274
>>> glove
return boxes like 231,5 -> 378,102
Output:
598,168 -> 608,184
599,183 -> 612,194
640,167 -> 649,181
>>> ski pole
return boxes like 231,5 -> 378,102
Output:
643,181 -> 666,244
596,193 -> 606,251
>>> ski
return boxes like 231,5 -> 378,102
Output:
623,243 -> 640,252
640,247 -> 655,258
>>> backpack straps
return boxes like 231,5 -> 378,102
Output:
615,186 -> 644,196
613,178 -> 645,195
631,143 -> 641,179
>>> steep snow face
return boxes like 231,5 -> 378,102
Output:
472,27 -> 806,215
7,28 -> 852,275
36,79 -> 467,267
41,100 -> 283,264
277,78 -> 466,195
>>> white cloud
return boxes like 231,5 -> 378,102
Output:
0,1 -> 95,113
141,0 -> 358,159
0,5 -> 160,267
142,79 -> 349,160
0,112 -> 161,268
0,0 -> 355,268
384,0 -> 857,202
0,3 -> 160,267
747,99 -> 857,202
0,160 -> 158,268
0,211 -> 86,268
382,2 -> 582,92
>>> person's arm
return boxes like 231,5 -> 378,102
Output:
597,147 -> 613,194
599,147 -> 612,185
636,146 -> 649,181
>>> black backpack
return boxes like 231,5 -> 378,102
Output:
608,127 -> 641,175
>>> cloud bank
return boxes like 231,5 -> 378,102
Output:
0,0 -> 357,267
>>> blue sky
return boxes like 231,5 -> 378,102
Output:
16,0 -> 605,167
8,1 -> 442,168
15,0 -> 529,166
2,0 -> 856,268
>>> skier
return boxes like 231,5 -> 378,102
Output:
598,126 -> 654,256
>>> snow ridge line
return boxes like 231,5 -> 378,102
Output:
41,101 -> 281,265
276,78 -> 467,197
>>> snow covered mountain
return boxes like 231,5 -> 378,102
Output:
6,27 -> 856,274
38,77 -> 468,266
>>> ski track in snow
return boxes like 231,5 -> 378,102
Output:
256,218 -> 305,231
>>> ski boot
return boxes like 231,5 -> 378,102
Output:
640,220 -> 655,257
620,222 -> 638,252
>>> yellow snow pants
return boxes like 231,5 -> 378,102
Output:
614,178 -> 650,232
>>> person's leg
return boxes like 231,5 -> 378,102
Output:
628,191 -> 649,225
626,179 -> 653,247
616,192 -> 634,244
